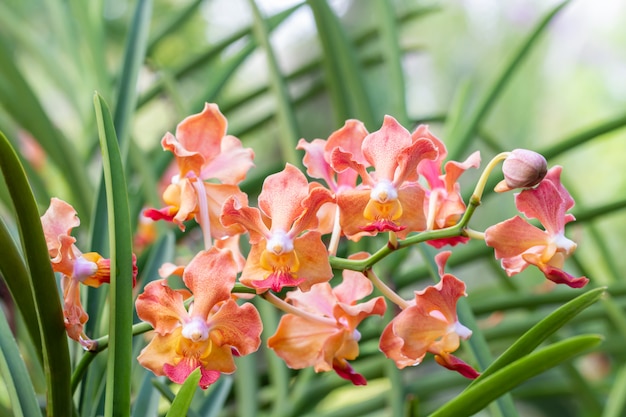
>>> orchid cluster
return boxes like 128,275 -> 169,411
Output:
41,103 -> 588,389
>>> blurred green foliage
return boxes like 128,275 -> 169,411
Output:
1,0 -> 626,416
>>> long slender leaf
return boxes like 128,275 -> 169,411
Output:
428,334 -> 603,417
376,0 -> 409,126
198,376 -> 234,417
0,132 -> 72,417
248,0 -> 301,167
164,368 -> 201,417
0,39 -> 92,218
0,311 -> 42,417
0,216 -> 42,360
94,93 -> 135,417
603,363 -> 626,417
474,286 -> 605,382
307,0 -> 376,128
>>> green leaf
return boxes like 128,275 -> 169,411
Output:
428,334 -> 602,417
93,93 -> 135,417
0,39 -> 93,218
603,363 -> 626,417
197,376 -> 234,417
248,0 -> 301,167
165,368 -> 201,417
375,0 -> 409,126
131,372 -> 162,417
0,215 -> 42,360
474,286 -> 606,382
0,311 -> 41,417
0,132 -> 72,417
307,0 -> 376,128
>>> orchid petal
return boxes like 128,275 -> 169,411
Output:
221,196 -> 270,244
258,164 -> 311,232
362,115 -> 412,181
135,279 -> 189,334
183,248 -> 236,319
200,135 -> 255,185
485,216 -> 549,259
208,300 -> 262,356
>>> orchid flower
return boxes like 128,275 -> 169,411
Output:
297,120 -> 369,241
268,255 -> 386,385
331,115 -> 438,240
416,125 -> 481,247
135,247 -> 262,389
379,252 -> 479,378
485,166 -> 588,288
221,164 -> 334,293
144,103 -> 253,247
41,197 -> 137,350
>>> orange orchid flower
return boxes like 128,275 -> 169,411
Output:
379,252 -> 479,378
485,166 -> 588,288
135,247 -> 262,389
268,257 -> 386,385
41,197 -> 137,350
331,115 -> 438,240
416,125 -> 481,248
221,164 -> 334,293
297,120 -> 369,247
144,103 -> 253,241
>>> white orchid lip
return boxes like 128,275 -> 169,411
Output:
266,229 -> 294,254
182,316 -> 209,342
370,179 -> 398,203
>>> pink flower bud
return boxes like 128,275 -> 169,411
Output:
495,149 -> 547,192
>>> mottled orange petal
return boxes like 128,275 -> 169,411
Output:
221,196 -> 270,244
200,135 -> 254,185
291,231 -> 333,291
268,314 -> 339,370
362,115 -> 412,180
135,279 -> 189,334
183,248 -> 236,319
208,300 -> 262,356
258,164 -> 310,232
336,189 -> 372,240
137,329 -> 182,377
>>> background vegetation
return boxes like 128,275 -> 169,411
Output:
1,0 -> 626,416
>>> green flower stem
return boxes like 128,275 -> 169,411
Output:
261,292 -> 336,326
472,152 -> 510,201
365,269 -> 409,309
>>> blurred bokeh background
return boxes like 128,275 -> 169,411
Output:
1,0 -> 626,416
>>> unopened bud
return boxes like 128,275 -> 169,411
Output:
495,149 -> 547,192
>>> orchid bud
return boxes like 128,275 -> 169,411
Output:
495,149 -> 547,192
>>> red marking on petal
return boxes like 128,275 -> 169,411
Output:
426,236 -> 470,249
143,207 -> 176,222
359,220 -> 406,233
434,353 -> 480,379
333,361 -> 367,386
163,360 -> 221,389
541,265 -> 589,288
250,271 -> 305,293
